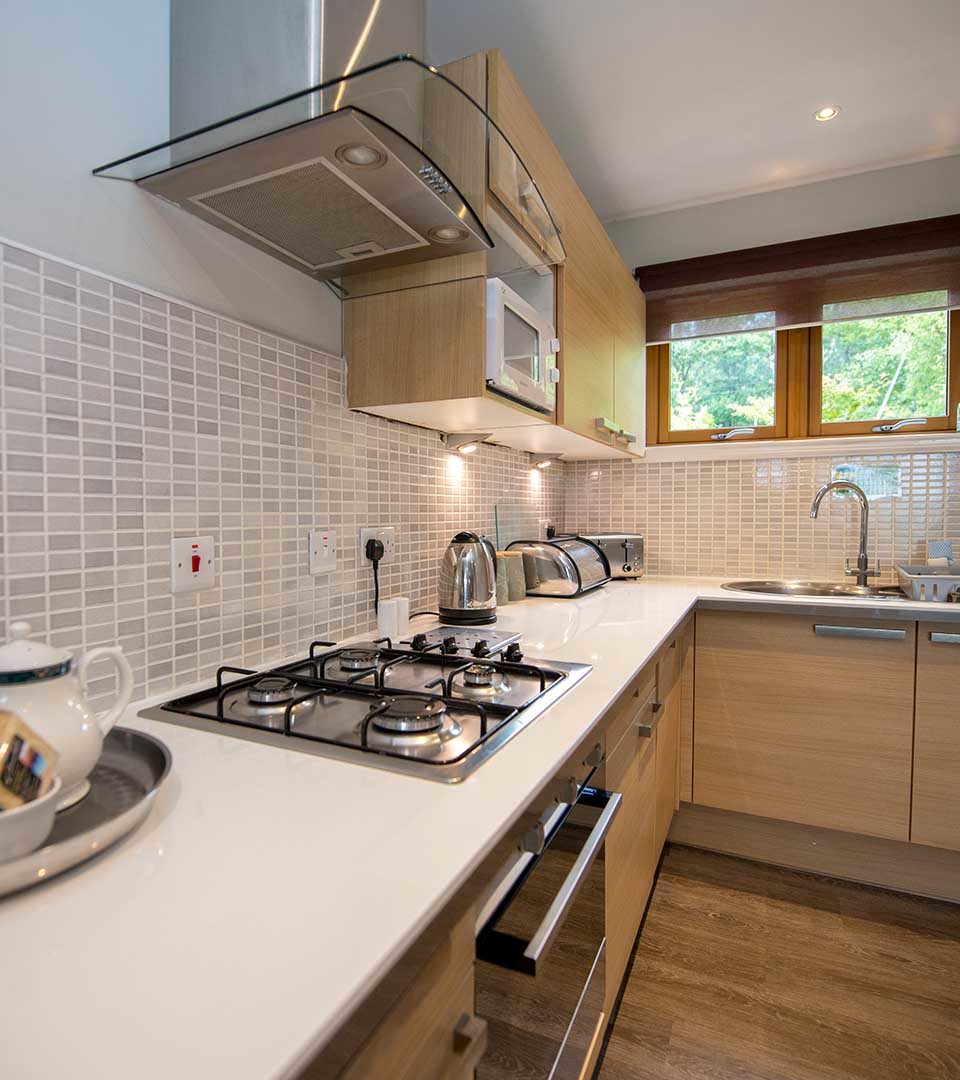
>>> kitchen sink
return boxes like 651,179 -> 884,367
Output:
721,580 -> 907,601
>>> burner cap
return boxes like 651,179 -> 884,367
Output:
248,676 -> 296,705
372,696 -> 447,733
340,645 -> 381,671
463,663 -> 495,687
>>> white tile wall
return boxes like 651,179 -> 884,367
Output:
564,453 -> 960,581
3,239 -> 957,711
0,242 -> 562,706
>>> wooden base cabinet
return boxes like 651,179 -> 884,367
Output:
338,908 -> 483,1080
912,624 -> 960,852
655,638 -> 682,852
601,693 -> 657,1015
694,611 -> 916,841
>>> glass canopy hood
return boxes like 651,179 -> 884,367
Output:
94,55 -> 564,288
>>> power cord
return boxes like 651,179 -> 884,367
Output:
365,538 -> 384,613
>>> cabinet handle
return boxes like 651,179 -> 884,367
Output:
637,700 -> 662,738
930,631 -> 960,645
453,1013 -> 488,1070
814,625 -> 906,640
594,416 -> 622,436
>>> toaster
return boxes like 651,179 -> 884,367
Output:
579,534 -> 644,579
505,536 -> 611,597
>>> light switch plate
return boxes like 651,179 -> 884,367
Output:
308,529 -> 337,574
170,536 -> 215,593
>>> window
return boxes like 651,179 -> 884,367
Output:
649,328 -> 787,444
647,298 -> 959,446
811,298 -> 955,435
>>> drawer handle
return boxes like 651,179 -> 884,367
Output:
814,625 -> 906,640
453,1013 -> 488,1069
930,631 -> 960,645
524,791 -> 621,966
637,700 -> 662,738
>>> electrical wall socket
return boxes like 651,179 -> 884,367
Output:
360,526 -> 397,564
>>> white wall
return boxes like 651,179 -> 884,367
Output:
606,154 -> 960,269
0,0 -> 341,352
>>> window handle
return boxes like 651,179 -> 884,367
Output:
710,427 -> 755,441
871,418 -> 927,433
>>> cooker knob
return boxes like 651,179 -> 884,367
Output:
411,633 -> 428,651
504,642 -> 524,663
442,636 -> 459,654
471,639 -> 491,658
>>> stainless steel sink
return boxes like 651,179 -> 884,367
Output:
721,580 -> 907,601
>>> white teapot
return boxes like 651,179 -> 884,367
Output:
0,622 -> 133,809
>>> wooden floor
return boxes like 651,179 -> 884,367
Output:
596,845 -> 960,1080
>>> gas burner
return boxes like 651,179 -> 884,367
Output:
458,664 -> 509,697
248,676 -> 296,706
372,696 -> 448,733
340,645 -> 381,671
464,664 -> 495,687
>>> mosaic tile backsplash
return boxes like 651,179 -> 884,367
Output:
564,453 -> 960,581
2,239 -> 959,709
0,241 -> 562,706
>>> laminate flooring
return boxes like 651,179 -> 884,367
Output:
596,845 -> 960,1080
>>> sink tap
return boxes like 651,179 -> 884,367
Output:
809,481 -> 880,588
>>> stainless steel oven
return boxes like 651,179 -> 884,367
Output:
475,784 -> 621,1078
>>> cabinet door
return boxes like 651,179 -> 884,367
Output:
558,280 -> 616,444
694,611 -> 915,840
612,280 -> 646,455
602,692 -> 657,1016
912,624 -> 960,851
655,639 -> 681,851
339,907 -> 482,1080
678,619 -> 695,803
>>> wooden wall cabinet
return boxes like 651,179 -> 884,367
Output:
694,611 -> 916,841
343,50 -> 646,460
912,624 -> 960,852
486,50 -> 646,456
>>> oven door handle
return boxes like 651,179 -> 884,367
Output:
525,789 -> 621,966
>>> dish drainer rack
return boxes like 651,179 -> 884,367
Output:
895,564 -> 960,602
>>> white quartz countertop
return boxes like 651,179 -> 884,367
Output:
6,579 -> 958,1080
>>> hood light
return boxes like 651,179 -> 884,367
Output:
814,105 -> 841,122
530,454 -> 558,469
442,432 -> 492,455
335,143 -> 387,168
428,225 -> 469,244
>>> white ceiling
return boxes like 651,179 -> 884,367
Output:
425,0 -> 960,222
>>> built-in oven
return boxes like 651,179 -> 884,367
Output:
475,783 -> 621,1078
485,276 -> 560,414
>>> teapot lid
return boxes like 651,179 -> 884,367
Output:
0,622 -> 72,683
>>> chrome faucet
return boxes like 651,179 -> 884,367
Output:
809,481 -> 880,588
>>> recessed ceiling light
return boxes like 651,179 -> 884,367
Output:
814,105 -> 841,122
335,143 -> 386,168
428,225 -> 470,244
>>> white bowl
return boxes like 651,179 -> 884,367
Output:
0,778 -> 63,863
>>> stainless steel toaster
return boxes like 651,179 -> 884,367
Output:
578,534 -> 644,579
505,536 -> 611,597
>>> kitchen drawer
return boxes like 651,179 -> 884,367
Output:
339,908 -> 482,1080
604,663 -> 657,756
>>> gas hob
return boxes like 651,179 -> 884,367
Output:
140,632 -> 591,782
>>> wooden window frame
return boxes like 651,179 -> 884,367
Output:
808,309 -> 960,438
648,330 -> 790,445
646,311 -> 959,446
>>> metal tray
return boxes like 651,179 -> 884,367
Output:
0,727 -> 172,899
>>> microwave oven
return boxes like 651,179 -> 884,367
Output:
485,277 -> 559,414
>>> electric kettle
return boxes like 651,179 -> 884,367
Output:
437,532 -> 497,625
0,622 -> 134,809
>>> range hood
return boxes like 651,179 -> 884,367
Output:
94,54 -> 564,285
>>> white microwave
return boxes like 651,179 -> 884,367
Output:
485,277 -> 560,414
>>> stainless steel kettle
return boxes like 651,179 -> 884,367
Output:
438,531 -> 497,625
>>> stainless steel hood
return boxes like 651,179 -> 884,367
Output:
93,2 -> 564,283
